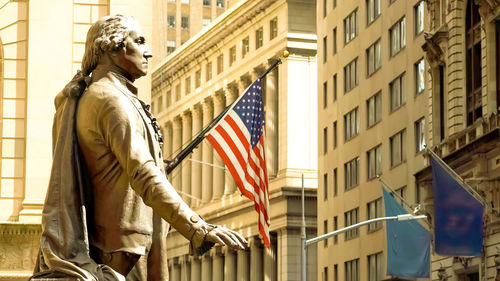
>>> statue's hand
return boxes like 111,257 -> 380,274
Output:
204,225 -> 248,251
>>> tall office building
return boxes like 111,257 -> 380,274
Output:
151,0 -> 230,69
317,0 -> 428,281
416,0 -> 500,280
151,0 -> 318,280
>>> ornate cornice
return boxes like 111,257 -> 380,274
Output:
151,0 -> 279,91
422,25 -> 449,67
475,0 -> 500,19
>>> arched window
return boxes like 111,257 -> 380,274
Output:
465,0 -> 482,125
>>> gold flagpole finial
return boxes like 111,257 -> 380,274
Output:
283,50 -> 290,58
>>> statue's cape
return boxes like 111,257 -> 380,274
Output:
31,77 -> 124,281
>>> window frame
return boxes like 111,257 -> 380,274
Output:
367,91 -> 382,128
390,17 -> 406,57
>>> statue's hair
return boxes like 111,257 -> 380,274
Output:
81,14 -> 137,75
60,14 -> 137,99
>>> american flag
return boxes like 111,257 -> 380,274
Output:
206,79 -> 270,248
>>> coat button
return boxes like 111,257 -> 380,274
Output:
190,215 -> 199,223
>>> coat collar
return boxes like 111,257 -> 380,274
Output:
91,64 -> 138,96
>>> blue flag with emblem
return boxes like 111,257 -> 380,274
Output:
382,187 -> 430,278
430,155 -> 484,256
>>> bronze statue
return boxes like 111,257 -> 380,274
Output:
32,14 -> 246,281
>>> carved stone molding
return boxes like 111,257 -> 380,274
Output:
475,0 -> 500,19
422,25 -> 449,67
494,247 -> 500,281
0,223 -> 41,272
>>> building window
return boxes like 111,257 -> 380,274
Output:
415,117 -> 426,153
366,39 -> 381,76
390,73 -> 406,112
415,58 -> 425,95
333,168 -> 338,196
323,82 -> 328,108
333,74 -> 337,101
157,96 -> 163,114
175,84 -> 181,101
368,253 -> 383,281
167,15 -> 176,28
324,173 -> 328,200
195,70 -> 201,88
333,27 -> 337,54
367,144 -> 381,180
367,198 -> 382,232
216,0 -> 224,8
323,127 -> 328,154
333,0 -> 337,8
217,54 -> 223,74
323,0 -> 328,18
394,186 -> 407,206
167,0 -> 175,2
344,157 -> 359,190
185,76 -> 191,95
344,9 -> 358,44
166,91 -> 172,108
344,107 -> 359,141
344,58 -> 358,93
203,0 -> 211,5
333,121 -> 337,148
180,0 -> 189,3
334,264 -> 338,281
242,37 -> 249,58
390,17 -> 406,56
270,17 -> 278,40
345,259 -> 359,281
324,220 -> 329,247
167,40 -> 176,54
202,18 -> 211,27
390,129 -> 406,167
256,27 -> 263,49
367,91 -> 381,128
206,61 -> 212,81
367,0 -> 381,25
415,1 -> 424,35
323,36 -> 328,63
229,46 -> 236,66
181,16 -> 189,29
466,0 -> 482,125
333,216 -> 338,243
344,208 -> 359,239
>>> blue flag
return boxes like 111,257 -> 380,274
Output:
382,187 -> 430,278
430,156 -> 484,256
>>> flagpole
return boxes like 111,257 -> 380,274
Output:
425,147 -> 490,210
164,50 -> 290,175
301,174 -> 307,281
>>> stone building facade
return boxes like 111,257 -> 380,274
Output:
150,0 -> 318,280
0,1 -> 153,279
416,1 -> 500,281
317,0 -> 428,280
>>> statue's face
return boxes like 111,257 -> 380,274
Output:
114,22 -> 152,80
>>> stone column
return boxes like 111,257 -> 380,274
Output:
170,258 -> 181,281
224,83 -> 239,195
191,104 -> 203,206
212,246 -> 224,281
181,110 -> 192,205
223,246 -> 237,281
264,235 -> 277,281
202,98 -> 214,203
164,121 -> 173,160
250,237 -> 263,281
237,249 -> 250,281
180,255 -> 191,281
190,256 -> 202,281
172,116 -> 183,192
265,61 -> 279,178
201,253 -> 213,281
212,92 -> 226,200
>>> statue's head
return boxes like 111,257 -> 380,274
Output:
81,14 -> 152,80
